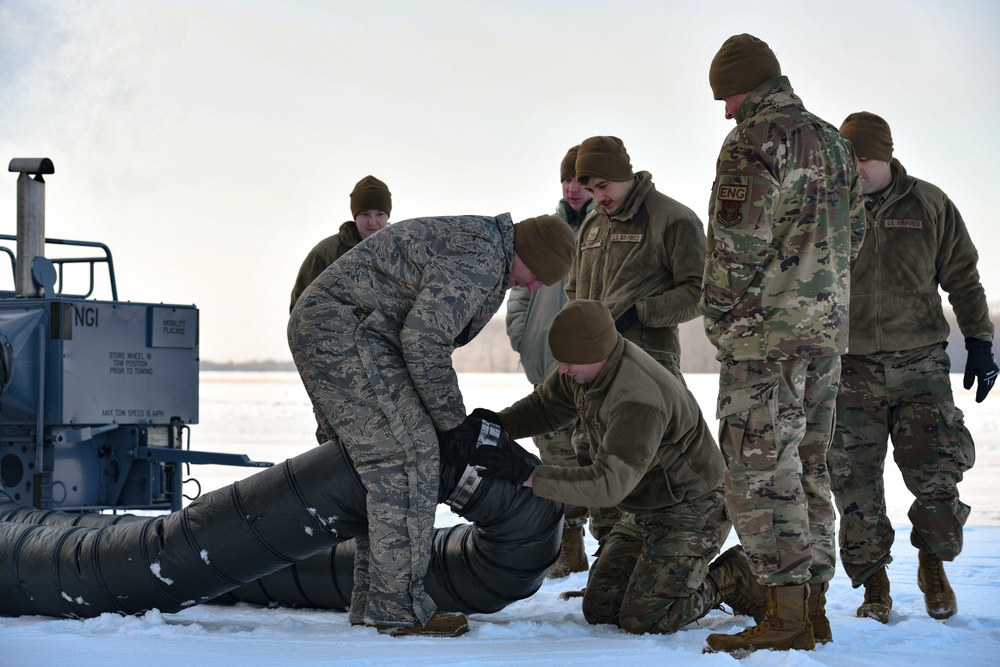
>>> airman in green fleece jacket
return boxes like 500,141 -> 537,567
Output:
829,111 -> 998,626
477,300 -> 730,635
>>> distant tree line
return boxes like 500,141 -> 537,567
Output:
205,303 -> 999,374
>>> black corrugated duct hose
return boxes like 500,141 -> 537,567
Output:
0,420 -> 563,618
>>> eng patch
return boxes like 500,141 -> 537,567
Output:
715,178 -> 749,228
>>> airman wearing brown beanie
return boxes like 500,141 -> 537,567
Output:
839,112 -> 894,162
828,109 -> 996,634
548,300 -> 618,365
574,136 -> 634,185
560,146 -> 580,182
350,175 -> 392,218
702,32 -> 866,657
475,295 -> 729,637
709,33 -> 781,100
513,215 -> 577,287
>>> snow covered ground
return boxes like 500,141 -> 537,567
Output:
3,372 -> 999,666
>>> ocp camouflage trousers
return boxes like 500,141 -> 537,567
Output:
288,295 -> 438,627
829,344 -> 974,586
716,356 -> 840,586
581,489 -> 730,634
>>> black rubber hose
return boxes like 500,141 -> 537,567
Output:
0,420 -> 562,618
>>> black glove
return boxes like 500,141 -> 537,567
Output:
438,416 -> 481,467
470,407 -> 504,431
472,445 -> 535,485
614,305 -> 638,333
964,337 -> 998,403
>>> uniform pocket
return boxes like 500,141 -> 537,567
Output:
891,400 -> 975,473
717,376 -> 780,470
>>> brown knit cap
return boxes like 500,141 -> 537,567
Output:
350,175 -> 392,218
513,215 -> 576,287
840,111 -> 894,162
574,136 -> 633,185
709,34 -> 781,100
560,145 -> 580,182
548,300 -> 618,364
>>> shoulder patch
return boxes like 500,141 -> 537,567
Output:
715,175 -> 750,228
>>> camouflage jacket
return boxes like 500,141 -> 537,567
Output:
566,172 -> 706,366
848,159 -> 993,354
306,214 -> 514,432
289,220 -> 360,312
700,76 -> 865,360
505,199 -> 595,385
499,337 -> 724,512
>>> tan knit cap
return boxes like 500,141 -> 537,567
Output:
548,300 -> 618,364
840,111 -> 894,162
709,34 -> 781,100
560,145 -> 580,182
350,175 -> 392,218
513,215 -> 576,286
574,136 -> 633,185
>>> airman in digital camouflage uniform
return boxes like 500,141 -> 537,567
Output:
505,145 -> 596,578
288,213 -> 575,636
699,34 -> 865,655
475,300 -> 731,635
830,111 -> 998,625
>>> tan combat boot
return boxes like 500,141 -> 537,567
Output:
707,545 -> 767,622
704,583 -> 815,657
856,566 -> 892,624
547,525 -> 589,579
808,581 -> 832,644
918,550 -> 956,620
375,611 -> 470,637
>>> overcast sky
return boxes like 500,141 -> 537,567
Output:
1,0 -> 997,362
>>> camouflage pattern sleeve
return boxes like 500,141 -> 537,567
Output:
401,230 -> 505,432
847,150 -> 866,263
700,143 -> 778,325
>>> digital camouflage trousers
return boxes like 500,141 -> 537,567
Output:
288,296 -> 439,627
829,344 -> 974,586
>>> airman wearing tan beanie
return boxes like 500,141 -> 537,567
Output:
574,136 -> 634,185
548,300 -> 619,365
839,112 -> 894,162
513,215 -> 577,286
350,175 -> 392,218
709,34 -> 781,100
